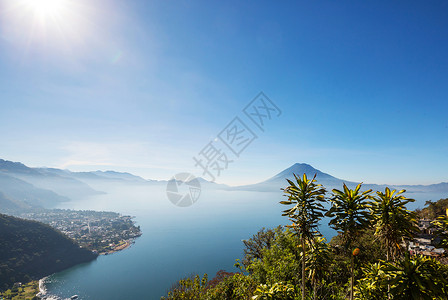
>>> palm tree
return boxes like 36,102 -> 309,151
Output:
369,188 -> 418,261
325,183 -> 372,300
280,173 -> 327,300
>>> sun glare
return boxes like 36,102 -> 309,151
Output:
3,0 -> 103,57
23,0 -> 68,18
3,0 -> 88,48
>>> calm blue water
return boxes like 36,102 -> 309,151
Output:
43,182 -> 445,300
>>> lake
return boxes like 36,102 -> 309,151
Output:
42,182 -> 442,300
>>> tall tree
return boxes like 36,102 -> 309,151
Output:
325,183 -> 372,300
280,173 -> 327,300
369,188 -> 418,261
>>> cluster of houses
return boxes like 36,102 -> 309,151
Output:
19,209 -> 141,254
408,219 -> 446,257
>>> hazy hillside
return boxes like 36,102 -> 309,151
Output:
0,214 -> 97,291
0,159 -> 41,175
0,159 -> 103,200
0,158 -> 446,212
36,168 -> 148,183
0,191 -> 31,214
0,173 -> 68,210
91,170 -> 148,182
0,159 -> 155,214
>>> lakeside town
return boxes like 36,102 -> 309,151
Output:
18,209 -> 142,255
410,218 -> 446,259
0,209 -> 143,299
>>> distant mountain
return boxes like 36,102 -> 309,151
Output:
0,159 -> 41,175
235,163 -> 448,196
0,173 -> 69,210
234,163 -> 350,191
266,163 -> 350,186
0,160 -> 103,200
37,168 -> 149,183
0,159 -> 160,213
397,182 -> 448,193
38,168 -> 106,181
1,158 -> 446,209
0,213 -> 97,291
91,170 -> 148,182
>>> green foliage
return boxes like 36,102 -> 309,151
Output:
281,173 -> 327,300
432,215 -> 448,250
242,227 -> 279,267
356,255 -> 448,300
329,227 -> 386,297
252,282 -> 297,300
0,281 -> 40,300
205,273 -> 257,300
306,237 -> 331,282
416,198 -> 448,219
247,227 -> 301,285
369,188 -> 418,260
162,272 -> 257,300
326,183 -> 372,247
247,228 -> 347,300
306,237 -> 333,299
355,262 -> 388,300
330,228 -> 386,266
280,174 -> 327,243
0,214 -> 97,291
326,183 -> 372,300
162,274 -> 208,300
385,254 -> 447,300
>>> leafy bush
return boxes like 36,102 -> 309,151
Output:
252,282 -> 297,300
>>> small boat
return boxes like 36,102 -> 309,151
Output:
71,296 -> 79,299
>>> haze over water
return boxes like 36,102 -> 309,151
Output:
43,180 -> 444,300
44,183 -> 293,299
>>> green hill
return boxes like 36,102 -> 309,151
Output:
416,198 -> 448,219
0,191 -> 30,213
0,213 -> 97,291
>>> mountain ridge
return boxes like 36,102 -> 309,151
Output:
232,162 -> 448,194
0,159 -> 446,208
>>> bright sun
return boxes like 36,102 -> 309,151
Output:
3,0 -> 93,51
23,0 -> 69,19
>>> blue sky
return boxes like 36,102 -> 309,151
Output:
0,0 -> 447,185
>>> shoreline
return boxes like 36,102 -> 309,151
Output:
98,237 -> 137,255
37,277 -> 60,300
37,237 -> 138,299
36,277 -> 47,299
